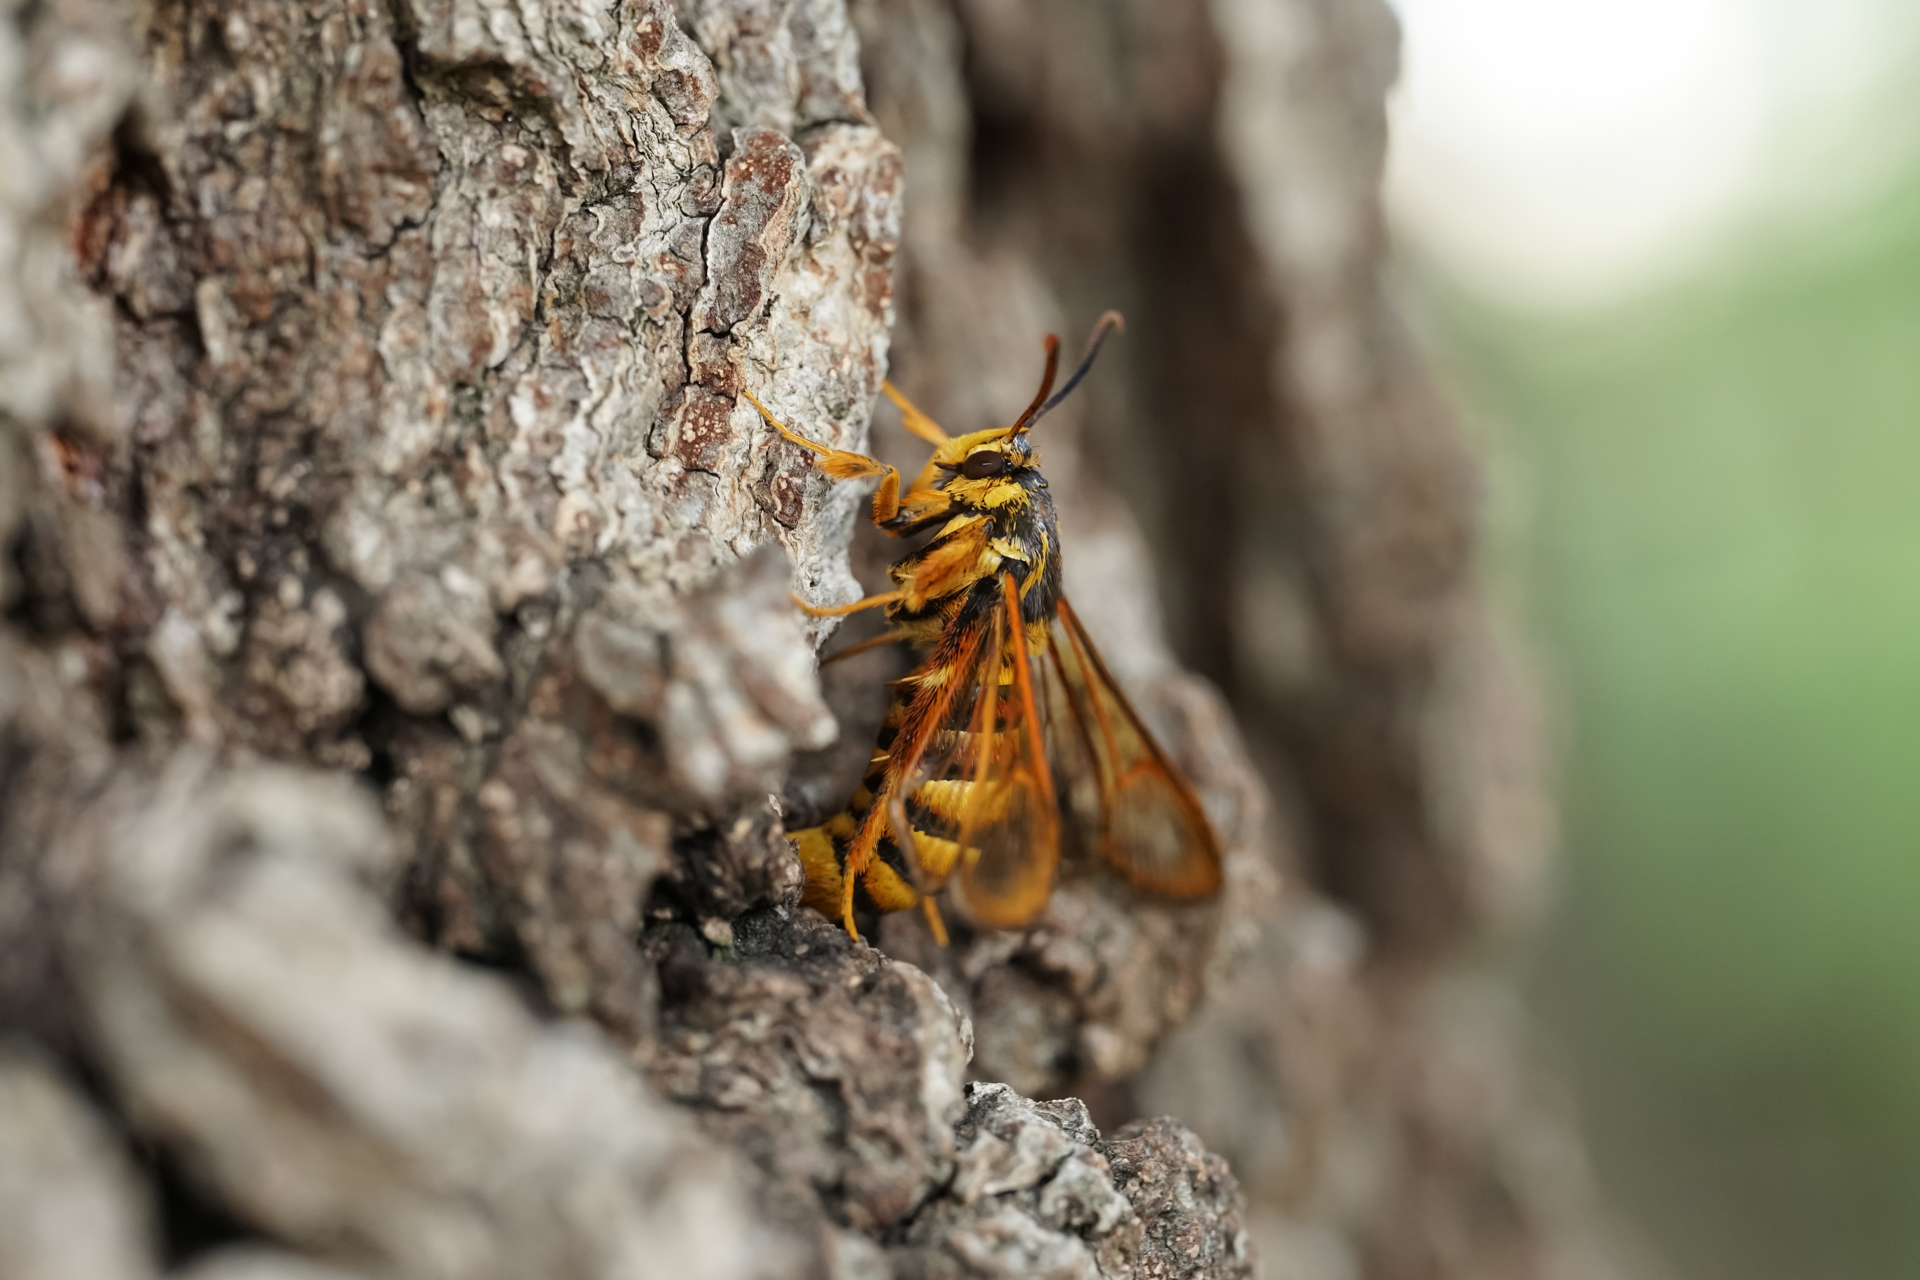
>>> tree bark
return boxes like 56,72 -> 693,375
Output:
0,1 -> 1619,1279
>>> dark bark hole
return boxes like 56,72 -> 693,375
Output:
145,1139 -> 259,1267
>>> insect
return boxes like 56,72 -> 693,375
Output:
743,313 -> 1222,943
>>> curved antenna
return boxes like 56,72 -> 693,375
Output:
1007,334 -> 1062,434
1018,310 -> 1125,433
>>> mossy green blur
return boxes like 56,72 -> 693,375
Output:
1420,159 -> 1920,1280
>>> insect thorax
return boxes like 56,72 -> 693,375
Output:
893,468 -> 1061,637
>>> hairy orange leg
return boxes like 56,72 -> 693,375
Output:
920,897 -> 950,946
862,386 -> 945,504
791,589 -> 904,618
742,389 -> 904,524
882,380 -> 950,446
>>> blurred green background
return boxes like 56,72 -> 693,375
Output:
1389,3 -> 1920,1277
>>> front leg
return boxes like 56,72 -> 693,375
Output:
743,390 -> 905,526
880,488 -> 955,537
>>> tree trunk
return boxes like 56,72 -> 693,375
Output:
0,1 -> 1619,1278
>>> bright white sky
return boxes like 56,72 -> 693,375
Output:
1385,0 -> 1917,310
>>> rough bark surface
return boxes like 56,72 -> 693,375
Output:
1,1 -> 1616,1278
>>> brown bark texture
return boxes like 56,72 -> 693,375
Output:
0,1 -> 1622,1278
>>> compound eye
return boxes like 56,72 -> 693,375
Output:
961,451 -> 1008,479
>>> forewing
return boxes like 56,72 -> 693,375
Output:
894,574 -> 1061,929
1047,597 -> 1223,898
952,576 -> 1060,927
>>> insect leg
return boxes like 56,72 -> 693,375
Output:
878,790 -> 952,948
882,381 -> 951,445
742,389 -> 904,524
920,897 -> 951,947
819,630 -> 908,666
791,589 -> 904,618
877,383 -> 957,499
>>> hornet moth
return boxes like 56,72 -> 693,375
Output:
744,313 -> 1223,944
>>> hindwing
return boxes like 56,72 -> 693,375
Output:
1044,597 -> 1223,898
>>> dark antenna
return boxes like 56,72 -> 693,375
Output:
1017,311 -> 1125,433
1007,334 -> 1062,434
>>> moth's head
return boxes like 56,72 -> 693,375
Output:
929,310 -> 1124,502
934,428 -> 1036,496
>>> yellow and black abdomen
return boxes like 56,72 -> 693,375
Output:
790,694 -> 999,922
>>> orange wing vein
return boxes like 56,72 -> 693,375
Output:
884,573 -> 1062,931
1046,596 -> 1223,898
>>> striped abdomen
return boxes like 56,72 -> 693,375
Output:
790,666 -> 1019,921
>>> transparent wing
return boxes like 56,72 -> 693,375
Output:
890,573 -> 1061,929
1045,596 -> 1223,898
